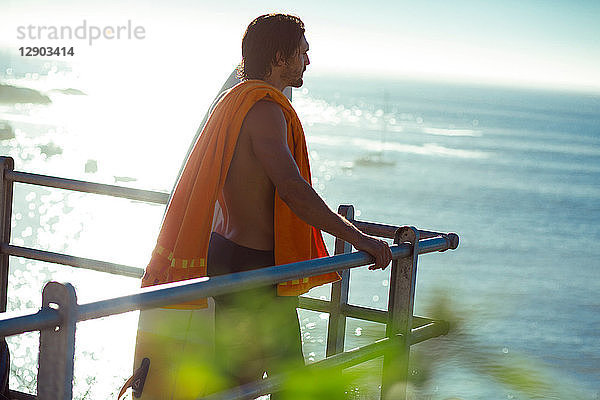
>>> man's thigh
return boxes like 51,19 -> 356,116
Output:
213,286 -> 303,382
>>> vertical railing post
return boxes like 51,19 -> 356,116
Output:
325,205 -> 354,357
37,282 -> 77,400
0,156 -> 14,313
381,226 -> 419,400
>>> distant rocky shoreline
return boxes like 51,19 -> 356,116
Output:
0,83 -> 51,104
0,83 -> 86,105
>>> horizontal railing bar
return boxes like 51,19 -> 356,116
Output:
299,296 -> 441,328
299,296 -> 390,324
0,308 -> 59,337
9,390 -> 37,400
342,302 -> 388,323
339,303 -> 438,330
1,244 -> 145,279
412,316 -> 440,330
350,218 -> 455,241
297,322 -> 447,377
297,296 -> 332,313
409,320 -> 450,346
298,296 -> 444,335
5,170 -> 170,204
312,335 -> 398,370
0,236 -> 454,337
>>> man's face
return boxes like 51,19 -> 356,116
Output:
281,35 -> 310,88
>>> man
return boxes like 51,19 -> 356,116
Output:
134,13 -> 392,398
207,12 -> 393,389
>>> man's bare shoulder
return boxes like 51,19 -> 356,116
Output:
243,100 -> 286,139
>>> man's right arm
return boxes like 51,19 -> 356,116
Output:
244,100 -> 392,269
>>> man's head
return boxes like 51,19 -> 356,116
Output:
239,14 -> 310,88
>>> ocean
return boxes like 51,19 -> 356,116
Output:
1,71 -> 599,399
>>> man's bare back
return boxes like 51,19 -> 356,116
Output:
215,100 -> 278,251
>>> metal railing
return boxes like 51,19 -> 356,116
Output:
0,156 -> 459,400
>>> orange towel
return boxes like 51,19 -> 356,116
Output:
141,80 -> 340,308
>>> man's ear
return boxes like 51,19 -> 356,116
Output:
274,51 -> 286,66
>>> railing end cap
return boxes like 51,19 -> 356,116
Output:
447,233 -> 459,250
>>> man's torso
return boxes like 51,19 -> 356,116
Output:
213,100 -> 276,251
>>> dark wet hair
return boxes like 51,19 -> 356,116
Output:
238,14 -> 305,80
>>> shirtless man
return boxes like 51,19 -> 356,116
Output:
205,13 -> 392,393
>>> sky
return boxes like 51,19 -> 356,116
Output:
1,0 -> 599,92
